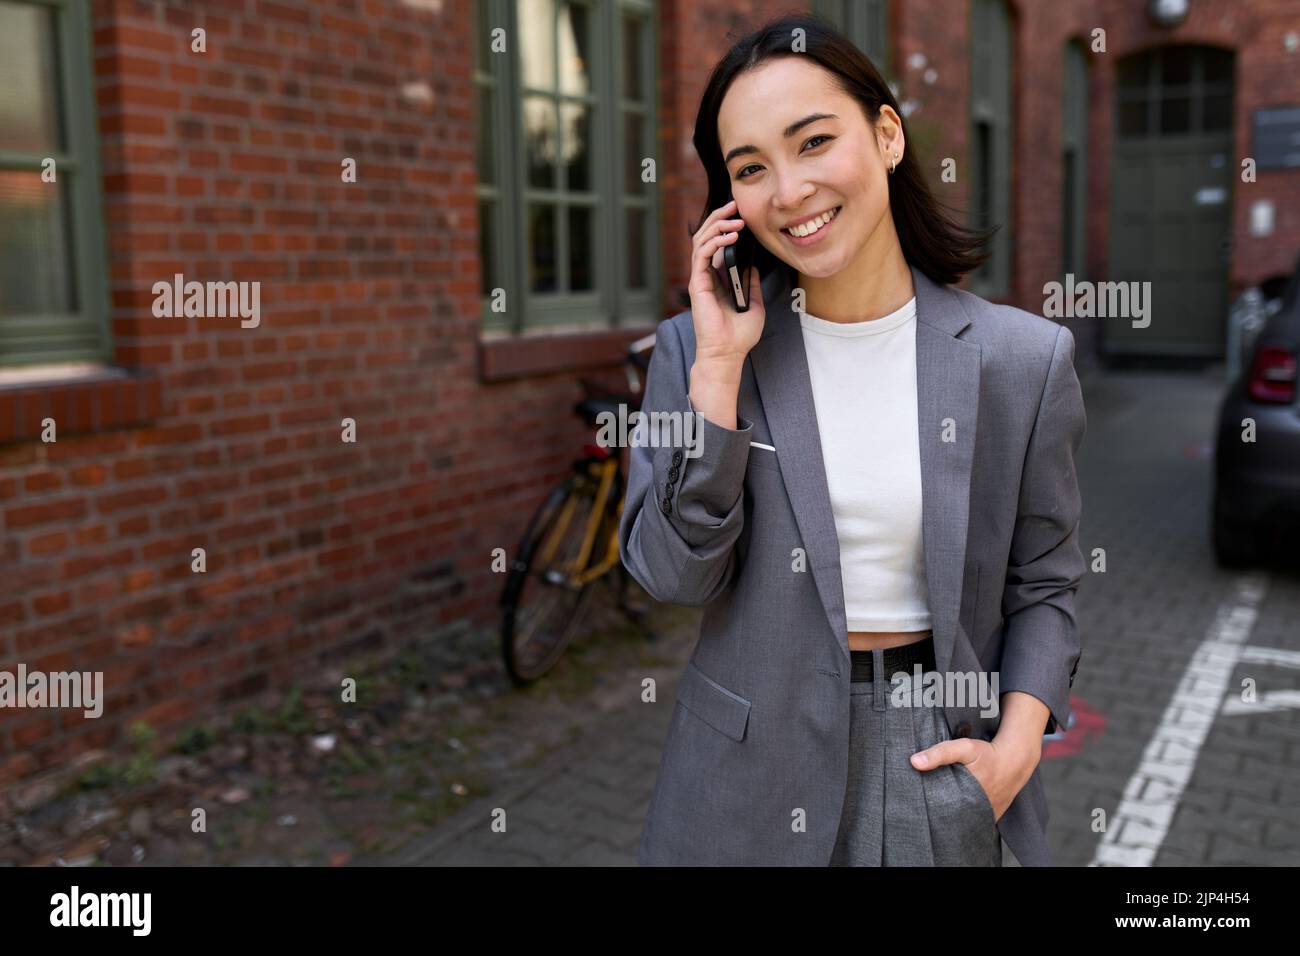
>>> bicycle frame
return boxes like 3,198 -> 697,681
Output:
535,455 -> 624,588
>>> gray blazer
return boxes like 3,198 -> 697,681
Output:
618,262 -> 1087,866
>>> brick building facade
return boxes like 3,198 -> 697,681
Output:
2,0 -> 1297,785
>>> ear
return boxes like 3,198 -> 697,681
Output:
874,124 -> 891,160
876,105 -> 904,148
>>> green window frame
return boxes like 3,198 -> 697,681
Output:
0,0 -> 110,368
968,0 -> 1012,299
474,0 -> 661,339
1061,39 -> 1088,282
810,0 -> 890,76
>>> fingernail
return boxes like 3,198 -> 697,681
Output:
913,753 -> 928,767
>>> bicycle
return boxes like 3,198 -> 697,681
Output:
499,331 -> 660,685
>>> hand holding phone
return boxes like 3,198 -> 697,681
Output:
720,207 -> 758,312
688,198 -> 766,369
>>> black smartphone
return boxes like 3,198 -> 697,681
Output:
720,200 -> 758,312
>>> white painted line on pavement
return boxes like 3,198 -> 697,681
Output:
1238,646 -> 1300,670
1090,572 -> 1270,867
1221,689 -> 1300,716
1221,646 -> 1300,714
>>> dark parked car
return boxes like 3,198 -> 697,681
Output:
1212,259 -> 1300,566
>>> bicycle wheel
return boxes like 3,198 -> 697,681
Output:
501,472 -> 603,684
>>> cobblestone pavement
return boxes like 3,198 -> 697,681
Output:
389,362 -> 1300,867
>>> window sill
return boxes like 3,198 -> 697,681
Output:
0,366 -> 163,445
478,325 -> 658,381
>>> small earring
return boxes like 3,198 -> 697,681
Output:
890,151 -> 898,174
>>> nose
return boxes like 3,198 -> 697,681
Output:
771,166 -> 815,213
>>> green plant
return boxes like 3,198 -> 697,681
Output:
77,763 -> 115,791
123,721 -> 158,787
334,738 -> 370,773
233,706 -> 269,734
275,686 -> 311,735
174,724 -> 217,755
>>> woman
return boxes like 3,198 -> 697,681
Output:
618,14 -> 1086,866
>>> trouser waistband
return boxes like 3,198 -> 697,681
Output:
849,636 -> 936,683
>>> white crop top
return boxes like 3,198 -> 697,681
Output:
798,294 -> 932,633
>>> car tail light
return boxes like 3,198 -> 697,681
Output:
1246,345 -> 1297,404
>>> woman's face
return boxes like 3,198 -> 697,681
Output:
716,56 -> 901,279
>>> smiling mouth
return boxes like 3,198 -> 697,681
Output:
781,205 -> 842,239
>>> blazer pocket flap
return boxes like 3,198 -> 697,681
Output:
677,660 -> 751,741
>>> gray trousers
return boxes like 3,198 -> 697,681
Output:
830,651 -> 1003,866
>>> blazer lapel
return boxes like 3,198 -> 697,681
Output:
747,264 -> 980,678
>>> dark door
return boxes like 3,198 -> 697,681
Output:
1107,46 -> 1235,357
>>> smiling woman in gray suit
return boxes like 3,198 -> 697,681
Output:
618,14 -> 1086,867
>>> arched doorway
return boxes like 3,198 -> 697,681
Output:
1107,45 -> 1235,358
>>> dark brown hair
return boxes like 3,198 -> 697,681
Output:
689,12 -> 995,295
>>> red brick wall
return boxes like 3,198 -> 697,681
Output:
0,0 -> 597,784
1083,0 -> 1300,298
895,1 -> 1094,347
895,0 -> 1300,363
891,0 -> 977,281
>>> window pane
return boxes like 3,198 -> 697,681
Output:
0,171 -> 74,315
1203,48 -> 1233,84
1117,56 -> 1147,90
1060,150 -> 1075,274
476,85 -> 495,185
561,102 -> 590,191
1118,96 -> 1148,137
523,95 -> 557,188
974,121 -> 991,229
558,1 -> 590,96
1160,94 -> 1190,134
517,0 -> 555,90
1202,91 -> 1231,132
1160,47 -> 1192,86
865,0 -> 887,69
0,3 -> 63,153
622,17 -> 643,102
479,199 -> 496,295
527,203 -> 556,292
568,206 -> 592,292
821,0 -> 848,27
626,208 -> 646,290
624,113 -> 644,195
475,0 -> 493,68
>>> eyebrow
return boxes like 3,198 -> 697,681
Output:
723,113 -> 838,166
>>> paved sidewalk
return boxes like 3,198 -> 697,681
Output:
382,685 -> 665,866
377,600 -> 695,867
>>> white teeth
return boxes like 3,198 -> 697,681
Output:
785,207 -> 838,238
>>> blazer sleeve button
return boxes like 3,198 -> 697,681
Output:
954,721 -> 972,738
671,449 -> 683,465
660,497 -> 672,514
